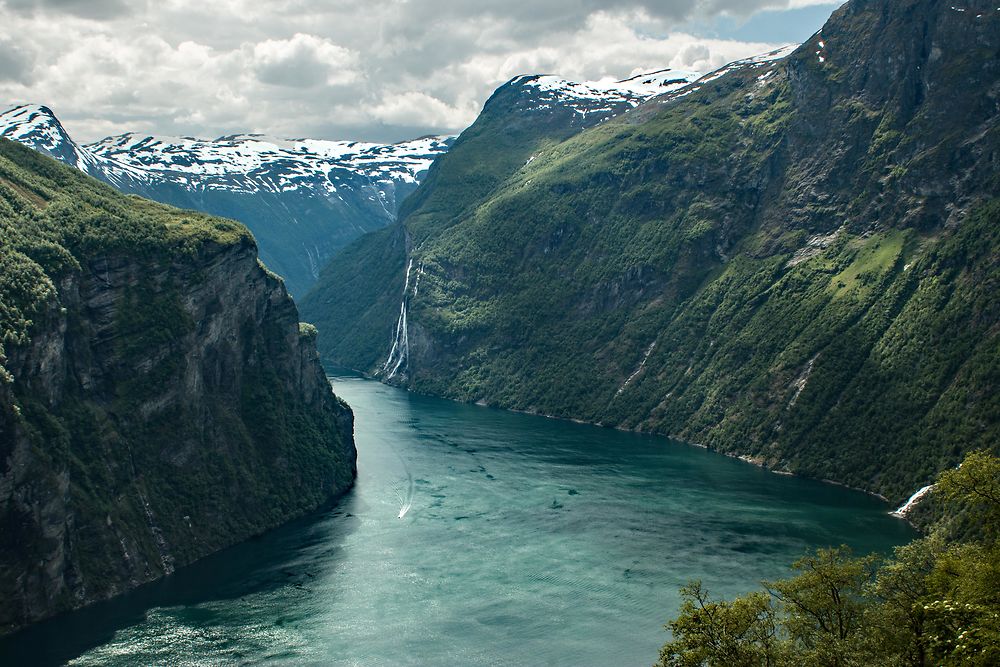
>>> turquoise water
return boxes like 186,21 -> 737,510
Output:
0,375 -> 914,666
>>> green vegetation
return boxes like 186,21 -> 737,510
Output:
658,451 -> 1000,666
301,223 -> 408,372
0,138 -> 355,634
305,0 -> 1000,505
0,138 -> 252,381
300,75 -> 621,371
298,322 -> 319,339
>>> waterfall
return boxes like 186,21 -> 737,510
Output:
382,259 -> 414,380
615,341 -> 657,396
402,258 -> 413,292
890,484 -> 935,518
413,261 -> 425,297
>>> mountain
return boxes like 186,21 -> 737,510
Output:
299,66 -> 707,370
0,138 -> 357,634
0,104 -> 453,296
301,0 -> 1000,506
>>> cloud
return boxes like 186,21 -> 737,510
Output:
3,0 -> 132,20
251,33 -> 360,88
0,0 -> 844,143
0,38 -> 33,83
370,90 -> 474,128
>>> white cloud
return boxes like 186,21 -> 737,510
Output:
0,0 -> 842,143
251,34 -> 360,88
371,91 -> 474,128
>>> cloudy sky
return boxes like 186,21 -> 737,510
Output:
0,0 -> 844,144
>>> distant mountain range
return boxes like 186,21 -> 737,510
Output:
0,103 -> 451,295
1,69 -> 703,295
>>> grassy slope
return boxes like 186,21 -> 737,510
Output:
0,138 -> 251,367
300,76 -> 620,369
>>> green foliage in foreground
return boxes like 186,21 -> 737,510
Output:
658,451 -> 1000,667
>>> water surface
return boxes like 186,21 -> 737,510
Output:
0,375 -> 914,666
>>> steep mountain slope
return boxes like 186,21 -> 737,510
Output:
0,104 -> 452,295
300,67 -> 706,370
0,139 -> 357,634
304,0 -> 1000,504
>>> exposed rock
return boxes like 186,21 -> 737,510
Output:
0,140 -> 357,635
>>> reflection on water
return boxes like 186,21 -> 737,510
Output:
0,375 -> 915,666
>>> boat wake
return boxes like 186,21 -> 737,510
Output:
392,464 -> 415,519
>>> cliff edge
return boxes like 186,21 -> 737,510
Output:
0,139 -> 357,634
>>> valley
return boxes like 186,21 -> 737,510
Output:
0,0 -> 998,663
303,0 -> 1000,507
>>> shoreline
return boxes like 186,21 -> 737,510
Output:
328,369 -> 915,519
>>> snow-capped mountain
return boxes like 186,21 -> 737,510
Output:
87,132 -> 449,198
0,103 -> 453,295
507,68 -> 703,124
0,69 -> 709,294
300,50 -> 802,375
513,68 -> 702,117
0,104 -> 114,177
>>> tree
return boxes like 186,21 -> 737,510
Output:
765,546 -> 877,666
922,451 -> 1000,665
656,452 -> 1000,666
867,536 -> 943,666
936,451 -> 1000,540
657,581 -> 787,667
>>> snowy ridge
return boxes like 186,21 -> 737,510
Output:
86,132 -> 452,195
514,69 -> 703,117
697,45 -> 799,85
0,104 -> 112,176
0,103 -> 453,200
0,103 -> 455,294
640,45 -> 800,105
511,45 -> 799,119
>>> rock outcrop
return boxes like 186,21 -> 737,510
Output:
0,139 -> 357,635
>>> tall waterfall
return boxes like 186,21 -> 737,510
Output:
382,259 -> 414,380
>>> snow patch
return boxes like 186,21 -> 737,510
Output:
519,69 -> 702,118
0,104 -> 453,202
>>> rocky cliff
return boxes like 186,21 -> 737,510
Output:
304,0 -> 1000,504
0,139 -> 357,634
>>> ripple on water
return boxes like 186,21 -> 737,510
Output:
1,376 -> 915,667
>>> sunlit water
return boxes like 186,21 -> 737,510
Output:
0,374 -> 915,666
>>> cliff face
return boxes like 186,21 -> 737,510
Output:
299,71 -> 691,372
0,139 -> 356,634
306,0 -> 999,503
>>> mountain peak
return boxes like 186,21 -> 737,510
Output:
0,103 -> 95,172
0,103 -> 456,295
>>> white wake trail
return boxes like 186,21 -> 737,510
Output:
397,469 -> 414,519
